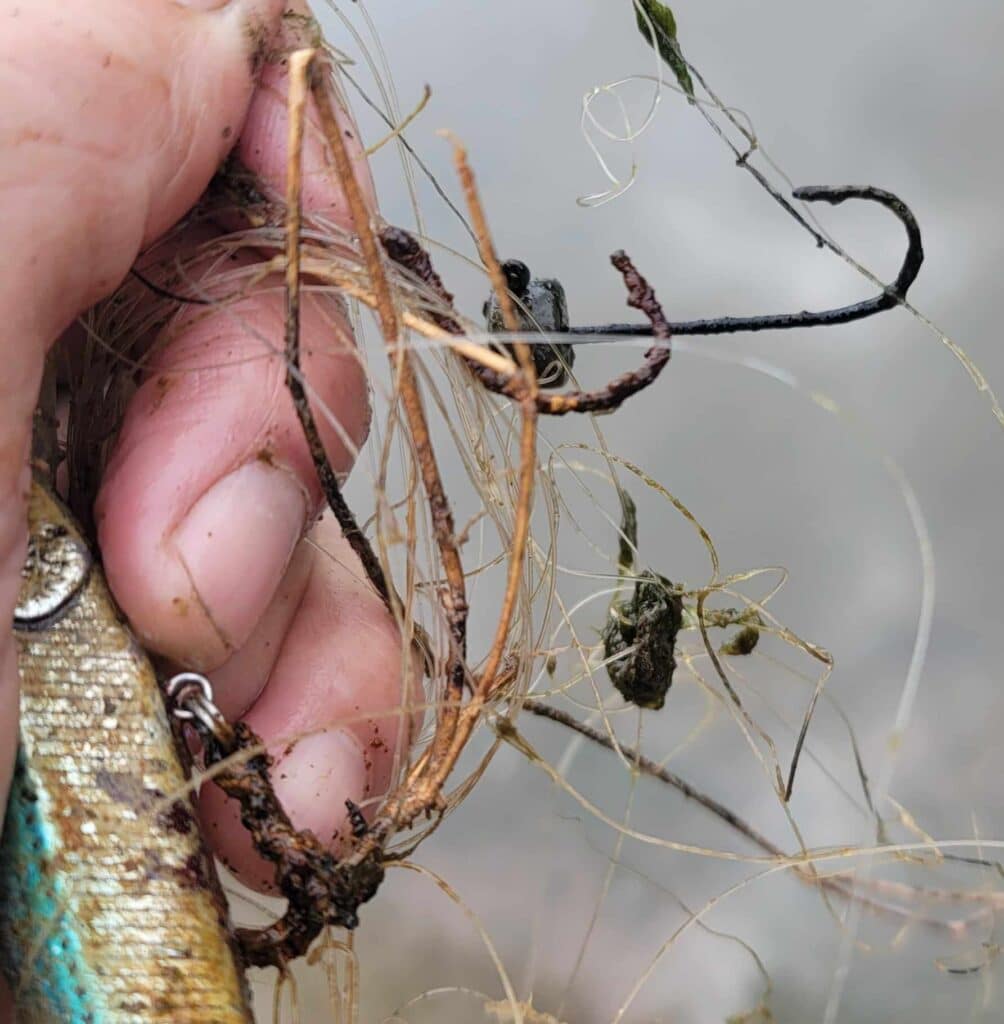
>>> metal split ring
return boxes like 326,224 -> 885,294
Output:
164,671 -> 214,719
163,671 -> 229,740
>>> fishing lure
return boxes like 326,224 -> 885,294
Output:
0,480 -> 253,1023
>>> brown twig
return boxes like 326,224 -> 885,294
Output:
533,250 -> 672,417
292,251 -> 516,375
310,55 -> 470,714
197,717 -> 382,966
448,137 -> 538,698
364,83 -> 432,157
380,143 -> 544,819
376,227 -> 459,332
283,49 -> 390,605
524,700 -> 783,856
378,226 -> 513,395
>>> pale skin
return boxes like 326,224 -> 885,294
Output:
0,0 -> 410,1013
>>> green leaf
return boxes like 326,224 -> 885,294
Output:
633,0 -> 695,100
615,488 -> 638,574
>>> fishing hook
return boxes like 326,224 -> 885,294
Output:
573,185 -> 923,337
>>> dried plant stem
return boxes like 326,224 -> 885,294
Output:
284,49 -> 390,605
291,254 -> 517,374
377,226 -> 516,396
348,143 -> 547,837
521,701 -> 977,934
179,699 -> 382,964
383,143 -> 546,817
445,136 -> 522,337
309,63 -> 397,342
449,138 -> 538,697
364,83 -> 432,157
309,54 -> 469,757
524,700 -> 782,855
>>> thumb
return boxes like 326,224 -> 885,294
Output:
0,0 -> 284,807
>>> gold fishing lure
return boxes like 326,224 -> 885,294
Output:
0,480 -> 253,1023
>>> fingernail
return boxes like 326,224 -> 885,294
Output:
173,461 -> 307,651
272,730 -> 369,846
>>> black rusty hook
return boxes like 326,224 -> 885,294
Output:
573,184 -> 923,338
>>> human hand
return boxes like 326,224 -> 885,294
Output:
0,0 -> 410,954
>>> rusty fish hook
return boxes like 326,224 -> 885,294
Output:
573,184 -> 923,338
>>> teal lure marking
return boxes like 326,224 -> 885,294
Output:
0,750 -> 106,1023
2,514 -> 102,1019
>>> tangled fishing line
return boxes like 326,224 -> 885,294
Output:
50,2 -> 1004,1022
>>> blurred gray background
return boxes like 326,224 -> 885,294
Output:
275,2 -> 1004,1021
